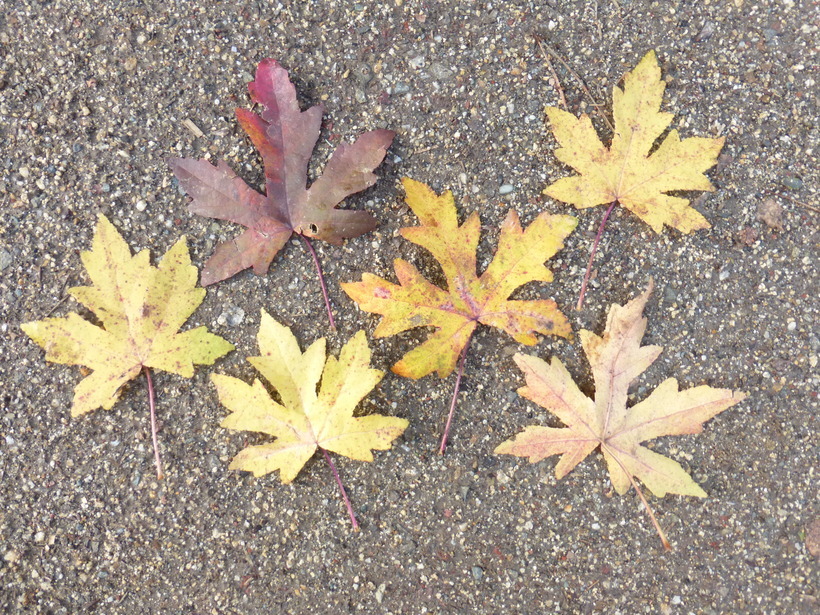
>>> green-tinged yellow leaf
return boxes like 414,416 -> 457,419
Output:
21,214 -> 234,417
342,177 -> 577,380
544,50 -> 725,233
213,312 -> 408,484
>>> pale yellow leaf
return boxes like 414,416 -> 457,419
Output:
496,280 -> 746,498
214,313 -> 408,483
544,50 -> 725,233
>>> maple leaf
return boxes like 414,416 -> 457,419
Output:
543,50 -> 725,307
342,177 -> 577,452
212,311 -> 408,529
168,58 -> 395,326
495,280 -> 746,548
21,214 -> 234,478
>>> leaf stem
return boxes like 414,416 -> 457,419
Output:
322,448 -> 359,531
143,366 -> 164,480
577,201 -> 617,311
627,473 -> 671,551
603,443 -> 671,550
299,234 -> 337,331
439,335 -> 472,455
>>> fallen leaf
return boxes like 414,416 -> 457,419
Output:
169,58 -> 395,287
544,50 -> 725,233
22,214 -> 233,415
343,177 -> 576,451
213,313 -> 407,528
496,280 -> 746,547
21,215 -> 233,476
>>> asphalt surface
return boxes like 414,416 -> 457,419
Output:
1,1 -> 817,613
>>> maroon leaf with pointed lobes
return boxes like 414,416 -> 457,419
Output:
168,58 -> 395,286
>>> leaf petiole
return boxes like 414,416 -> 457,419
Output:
322,448 -> 359,531
299,234 -> 337,331
577,201 -> 617,311
143,366 -> 165,480
439,335 -> 472,455
603,442 -> 671,551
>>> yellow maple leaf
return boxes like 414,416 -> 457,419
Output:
22,215 -> 234,416
544,50 -> 725,233
343,178 -> 577,379
495,280 -> 746,549
212,312 -> 407,527
343,177 -> 576,452
21,215 -> 233,478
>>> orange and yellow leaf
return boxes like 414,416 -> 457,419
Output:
342,178 -> 577,380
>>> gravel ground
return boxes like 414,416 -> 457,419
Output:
2,0 -> 817,613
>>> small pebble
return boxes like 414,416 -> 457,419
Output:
695,20 -> 716,41
135,199 -> 147,212
757,198 -> 784,231
472,566 -> 484,581
781,177 -> 803,191
0,249 -> 12,271
499,184 -> 514,195
217,306 -> 245,327
354,64 -> 373,86
429,63 -> 453,80
124,57 -> 137,71
787,321 -> 796,332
